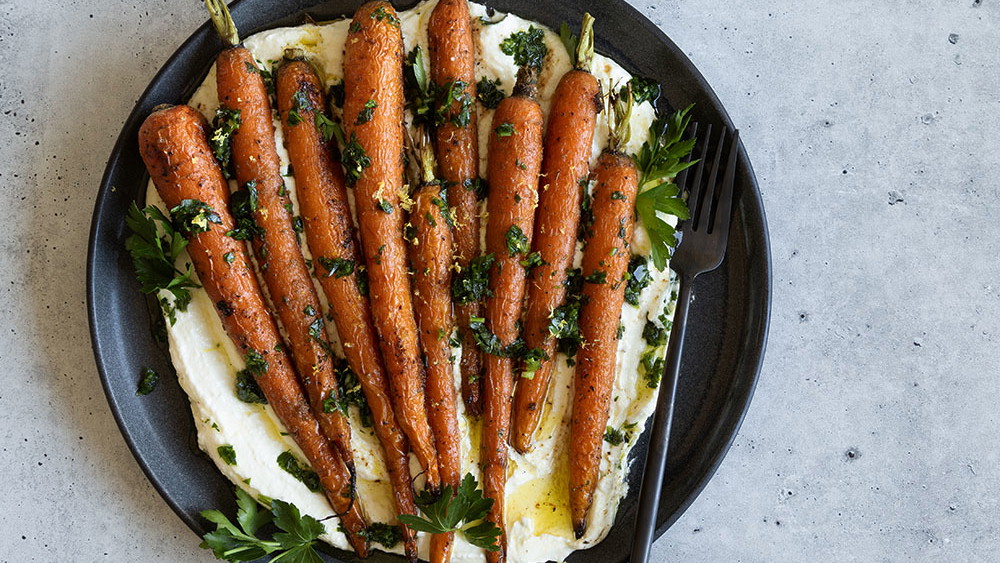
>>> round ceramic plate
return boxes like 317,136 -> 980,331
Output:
87,0 -> 771,561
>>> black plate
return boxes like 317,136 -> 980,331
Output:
87,0 -> 770,561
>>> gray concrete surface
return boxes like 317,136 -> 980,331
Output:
1,0 -> 997,561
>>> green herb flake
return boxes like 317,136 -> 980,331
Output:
217,445 -> 237,466
315,112 -> 338,143
499,26 -> 547,70
494,122 -> 516,137
359,522 -> 403,548
505,225 -> 529,256
223,251 -> 236,265
476,77 -> 505,109
377,199 -> 394,214
355,99 -> 378,125
235,349 -> 268,405
276,451 -> 321,492
317,256 -> 356,279
329,80 -> 346,107
627,76 -> 661,105
226,181 -> 264,241
585,270 -> 607,284
452,253 -> 495,305
342,133 -> 371,186
520,251 -> 543,269
287,89 -> 313,126
624,255 -> 651,306
370,5 -> 400,27
209,108 -> 241,178
136,367 -> 159,396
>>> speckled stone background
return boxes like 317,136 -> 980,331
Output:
1,0 -> 998,561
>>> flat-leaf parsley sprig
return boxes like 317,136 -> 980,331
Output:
125,202 -> 201,321
397,473 -> 502,551
632,104 -> 697,270
200,487 -> 327,562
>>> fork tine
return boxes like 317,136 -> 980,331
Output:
687,123 -> 712,230
700,127 -> 725,231
673,122 -> 699,193
710,129 -> 740,237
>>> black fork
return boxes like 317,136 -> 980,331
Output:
629,125 -> 741,563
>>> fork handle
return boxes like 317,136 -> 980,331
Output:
629,275 -> 693,563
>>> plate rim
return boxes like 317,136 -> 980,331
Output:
87,0 -> 771,560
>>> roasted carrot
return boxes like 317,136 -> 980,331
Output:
569,91 -> 640,538
428,0 -> 483,416
343,0 -> 440,491
481,65 -> 545,562
137,104 -> 368,556
405,132 -> 462,563
206,0 -> 356,479
275,52 -> 419,562
511,14 -> 601,454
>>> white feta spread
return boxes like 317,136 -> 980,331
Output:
145,2 -> 678,561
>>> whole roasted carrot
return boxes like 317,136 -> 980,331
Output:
481,63 -> 546,561
569,91 -> 640,539
206,0 -> 356,478
405,132 -> 462,563
138,104 -> 368,556
343,0 -> 440,491
274,52 -> 419,562
428,0 -> 483,416
511,14 -> 601,454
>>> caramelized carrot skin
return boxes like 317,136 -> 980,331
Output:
215,46 -> 356,476
137,105 -> 368,557
344,1 -> 440,491
511,69 -> 600,454
481,94 -> 545,563
275,59 -> 419,562
429,0 -> 483,417
408,185 -> 462,563
568,151 -> 639,538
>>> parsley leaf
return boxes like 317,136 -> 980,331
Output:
341,132 -> 371,186
633,105 -> 696,270
171,199 -> 222,234
217,444 -> 237,466
125,202 -> 200,318
355,99 -> 378,125
316,256 -> 355,279
235,349 -> 268,404
357,522 -> 402,548
314,112 -> 338,144
227,181 -> 264,240
624,255 -> 652,306
494,122 -> 515,137
504,225 -> 529,256
627,76 -> 661,106
199,488 -> 326,563
397,473 -> 501,551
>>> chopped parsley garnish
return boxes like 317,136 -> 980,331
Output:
314,112 -> 339,143
324,358 -> 372,427
287,89 -> 313,126
468,316 -> 505,357
452,253 -> 495,305
227,181 -> 264,240
235,349 -> 268,404
520,251 -> 543,269
642,319 -> 668,347
611,190 -> 626,201
209,108 -> 240,178
341,132 -> 371,186
404,47 -> 433,126
136,367 -> 159,396
125,203 -> 200,318
604,422 -> 639,446
377,199 -> 394,213
549,269 -> 585,356
504,225 -> 529,256
397,473 -> 502,551
355,99 -> 378,125
633,105 -> 696,270
317,256 -> 355,279
349,20 -> 362,33
199,488 -> 327,562
430,195 -> 454,227
520,347 -> 549,378
464,177 -> 488,199
276,451 -> 321,492
435,80 -> 473,128
627,76 -> 661,105
217,445 -> 237,466
358,523 -> 402,548
370,5 -> 400,27
624,255 -> 651,306
223,251 -> 236,265
494,122 -> 516,137
476,77 -> 505,109
499,26 -> 547,69
584,270 -> 607,284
